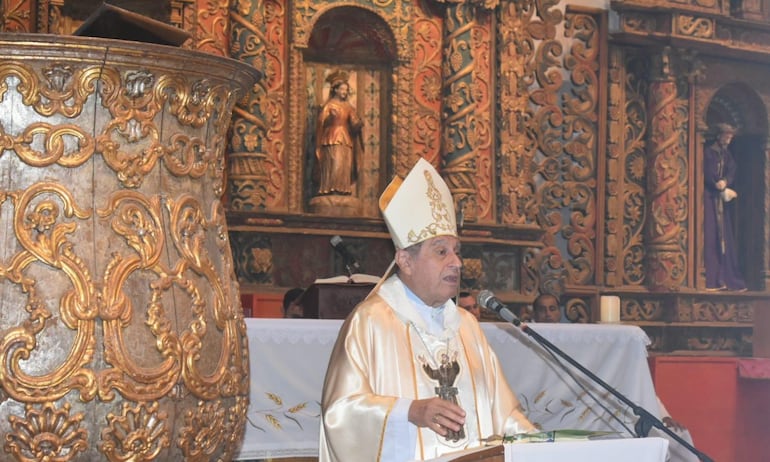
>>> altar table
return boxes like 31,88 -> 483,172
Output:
504,437 -> 668,462
422,437 -> 669,462
237,319 -> 661,459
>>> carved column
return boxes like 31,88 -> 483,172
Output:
496,1 -> 536,227
228,0 -> 269,211
439,0 -> 494,222
0,0 -> 34,32
645,48 -> 689,291
178,0 -> 230,56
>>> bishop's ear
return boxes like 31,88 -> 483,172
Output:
395,248 -> 413,276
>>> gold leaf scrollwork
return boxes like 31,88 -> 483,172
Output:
98,69 -> 162,188
0,35 -> 253,459
96,191 -> 181,402
165,195 -> 245,399
168,195 -> 213,275
100,401 -> 170,462
94,68 -> 237,189
0,62 -> 102,119
99,191 -> 164,269
407,170 -> 456,244
178,400 -> 226,461
1,183 -> 98,403
222,396 -> 250,457
166,78 -> 217,128
14,123 -> 95,168
165,134 -> 210,178
625,298 -> 663,322
4,402 -> 88,462
16,182 -> 91,268
692,300 -> 737,322
37,64 -> 102,118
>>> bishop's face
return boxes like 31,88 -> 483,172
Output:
397,235 -> 462,308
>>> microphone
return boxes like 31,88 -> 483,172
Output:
477,290 -> 521,326
330,235 -> 362,275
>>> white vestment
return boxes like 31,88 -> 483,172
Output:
319,276 -> 534,461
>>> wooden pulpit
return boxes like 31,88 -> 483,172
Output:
299,282 -> 375,319
425,445 -> 504,462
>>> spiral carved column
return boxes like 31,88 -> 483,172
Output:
0,34 -> 258,461
645,50 -> 688,291
440,0 -> 481,222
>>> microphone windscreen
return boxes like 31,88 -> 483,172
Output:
477,290 -> 495,309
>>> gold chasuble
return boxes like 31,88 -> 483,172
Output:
320,276 -> 534,461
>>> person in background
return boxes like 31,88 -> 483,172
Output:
531,292 -> 697,462
456,291 -> 481,321
532,293 -> 562,323
319,158 -> 535,462
282,287 -> 305,318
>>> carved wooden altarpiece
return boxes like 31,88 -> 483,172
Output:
4,0 -> 770,355
224,0 -> 770,356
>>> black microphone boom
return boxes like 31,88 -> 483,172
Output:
477,290 -> 521,326
477,289 -> 714,462
330,235 -> 362,275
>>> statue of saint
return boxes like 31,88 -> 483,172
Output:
703,123 -> 746,291
314,71 -> 364,196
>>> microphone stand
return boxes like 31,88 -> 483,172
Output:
500,313 -> 714,462
343,262 -> 357,280
329,236 -> 362,280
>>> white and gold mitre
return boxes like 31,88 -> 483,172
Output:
379,157 -> 457,249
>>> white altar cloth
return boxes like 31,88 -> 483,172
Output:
504,437 -> 668,462
421,437 -> 669,462
237,318 -> 660,460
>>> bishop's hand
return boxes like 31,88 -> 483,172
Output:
408,397 -> 466,437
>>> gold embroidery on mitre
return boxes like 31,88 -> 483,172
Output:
407,170 -> 455,244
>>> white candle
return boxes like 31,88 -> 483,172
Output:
600,295 -> 621,323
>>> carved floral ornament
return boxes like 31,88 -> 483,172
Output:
0,34 -> 258,460
433,0 -> 499,10
0,63 -> 231,189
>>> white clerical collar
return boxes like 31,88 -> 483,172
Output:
377,275 -> 461,336
402,283 -> 447,335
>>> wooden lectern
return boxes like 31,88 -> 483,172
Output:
424,445 -> 504,462
299,282 -> 375,319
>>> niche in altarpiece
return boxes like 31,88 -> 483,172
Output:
302,6 -> 396,218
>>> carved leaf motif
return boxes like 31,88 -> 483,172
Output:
178,401 -> 226,460
100,401 -> 170,462
5,402 -> 88,461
